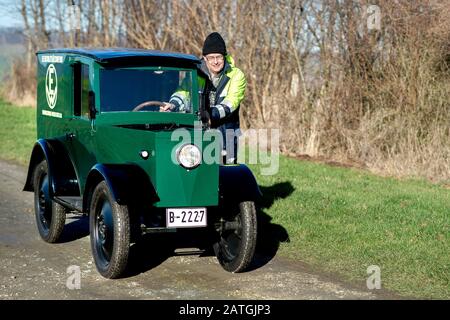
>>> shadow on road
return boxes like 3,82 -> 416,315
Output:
124,229 -> 212,278
58,214 -> 90,243
124,234 -> 175,277
248,181 -> 293,271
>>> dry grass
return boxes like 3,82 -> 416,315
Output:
1,58 -> 36,107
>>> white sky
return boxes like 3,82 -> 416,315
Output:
0,0 -> 23,28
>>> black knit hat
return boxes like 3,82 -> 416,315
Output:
202,32 -> 227,56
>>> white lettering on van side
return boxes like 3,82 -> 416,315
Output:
42,110 -> 62,118
41,55 -> 64,63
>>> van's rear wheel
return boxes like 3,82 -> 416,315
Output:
90,181 -> 130,279
213,201 -> 257,273
33,160 -> 66,243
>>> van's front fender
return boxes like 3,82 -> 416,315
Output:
219,164 -> 262,204
23,139 -> 79,197
83,163 -> 159,212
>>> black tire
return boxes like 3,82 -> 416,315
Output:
213,201 -> 257,273
33,160 -> 66,243
89,181 -> 130,279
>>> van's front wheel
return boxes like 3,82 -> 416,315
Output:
213,201 -> 257,273
90,181 -> 130,279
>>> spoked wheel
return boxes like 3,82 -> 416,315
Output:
90,181 -> 130,279
213,201 -> 257,273
33,160 -> 66,243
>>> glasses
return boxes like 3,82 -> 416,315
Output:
205,55 -> 224,63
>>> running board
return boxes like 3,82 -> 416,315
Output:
54,196 -> 83,213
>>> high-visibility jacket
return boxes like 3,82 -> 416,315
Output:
167,77 -> 191,113
198,55 -> 247,129
169,55 -> 246,129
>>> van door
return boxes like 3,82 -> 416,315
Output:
65,62 -> 96,193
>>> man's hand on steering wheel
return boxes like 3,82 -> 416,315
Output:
160,102 -> 175,112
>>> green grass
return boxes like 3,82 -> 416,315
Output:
0,98 -> 448,299
249,156 -> 450,299
0,99 -> 36,165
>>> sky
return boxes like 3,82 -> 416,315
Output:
0,0 -> 23,28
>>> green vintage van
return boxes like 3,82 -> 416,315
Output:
23,48 -> 261,278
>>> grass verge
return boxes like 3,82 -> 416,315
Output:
1,98 -> 448,299
0,99 -> 35,165
249,156 -> 449,299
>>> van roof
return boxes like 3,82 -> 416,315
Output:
37,48 -> 200,64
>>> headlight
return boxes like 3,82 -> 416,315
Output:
177,144 -> 201,169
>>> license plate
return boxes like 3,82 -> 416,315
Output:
166,208 -> 207,228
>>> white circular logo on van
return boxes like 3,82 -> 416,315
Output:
45,64 -> 58,109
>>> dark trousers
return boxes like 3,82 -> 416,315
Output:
218,122 -> 240,164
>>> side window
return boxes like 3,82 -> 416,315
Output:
73,63 -> 90,118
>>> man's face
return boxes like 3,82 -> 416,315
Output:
204,54 -> 225,75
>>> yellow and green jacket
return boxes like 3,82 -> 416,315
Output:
169,55 -> 246,128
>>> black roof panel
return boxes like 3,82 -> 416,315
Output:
37,48 -> 200,64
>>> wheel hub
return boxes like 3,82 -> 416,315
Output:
217,214 -> 242,260
94,199 -> 114,263
38,175 -> 51,229
98,215 -> 107,244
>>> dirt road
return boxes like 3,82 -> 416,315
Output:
0,159 -> 392,300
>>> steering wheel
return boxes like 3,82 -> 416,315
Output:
132,101 -> 165,112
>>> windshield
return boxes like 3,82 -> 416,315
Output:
100,68 -> 194,113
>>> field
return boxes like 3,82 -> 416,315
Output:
0,99 -> 35,164
1,99 -> 449,299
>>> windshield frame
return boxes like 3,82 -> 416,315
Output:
92,64 -> 200,126
97,65 -> 199,115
